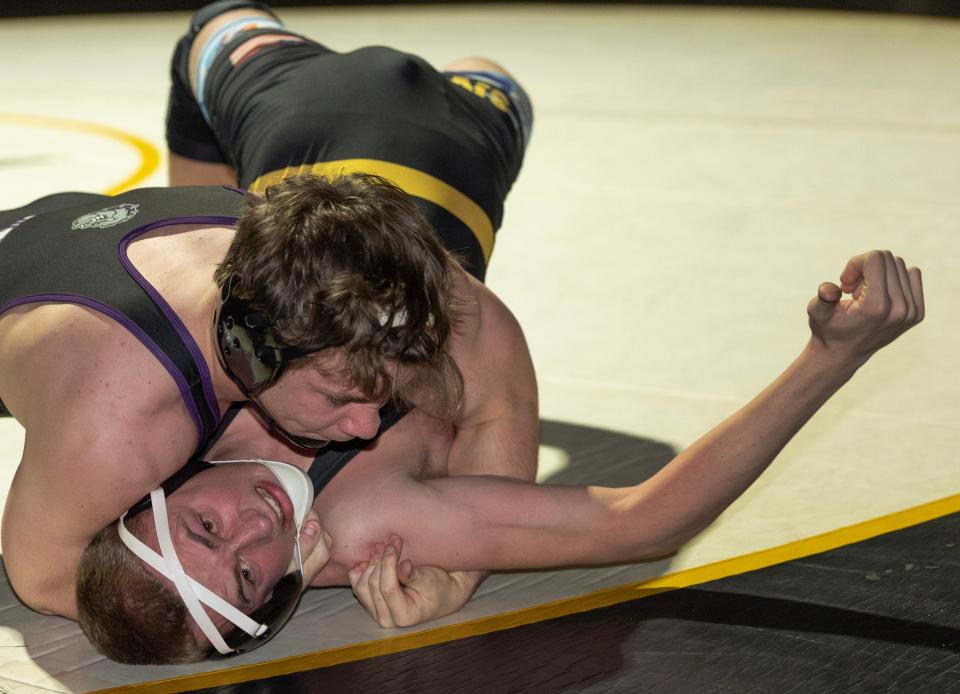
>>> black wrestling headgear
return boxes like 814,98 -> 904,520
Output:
214,277 -> 330,448
214,276 -> 322,396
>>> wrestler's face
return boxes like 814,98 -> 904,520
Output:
135,464 -> 303,618
253,350 -> 386,445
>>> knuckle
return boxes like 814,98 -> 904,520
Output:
888,305 -> 908,322
864,298 -> 890,320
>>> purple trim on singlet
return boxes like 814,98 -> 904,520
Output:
0,293 -> 206,438
117,215 -> 239,426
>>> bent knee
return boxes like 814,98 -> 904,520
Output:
187,5 -> 280,93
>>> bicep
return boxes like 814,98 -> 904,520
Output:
337,475 -> 632,572
447,290 -> 539,481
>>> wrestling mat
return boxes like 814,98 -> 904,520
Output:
0,4 -> 957,692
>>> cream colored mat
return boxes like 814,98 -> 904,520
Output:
0,5 -> 957,692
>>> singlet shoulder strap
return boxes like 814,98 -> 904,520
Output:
0,186 -> 246,451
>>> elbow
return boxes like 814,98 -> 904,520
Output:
8,575 -> 57,616
645,519 -> 715,559
604,520 -> 705,563
648,535 -> 689,559
605,488 -> 718,561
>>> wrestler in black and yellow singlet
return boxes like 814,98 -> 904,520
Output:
166,0 -> 533,281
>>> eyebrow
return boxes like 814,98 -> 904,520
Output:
184,524 -> 250,606
185,526 -> 217,550
321,389 -> 370,405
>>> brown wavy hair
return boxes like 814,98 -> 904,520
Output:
216,173 -> 464,417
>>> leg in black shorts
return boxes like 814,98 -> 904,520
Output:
166,2 -> 534,281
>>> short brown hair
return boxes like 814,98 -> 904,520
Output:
75,518 -> 207,664
216,173 -> 463,416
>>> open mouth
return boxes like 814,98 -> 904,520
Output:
256,481 -> 293,531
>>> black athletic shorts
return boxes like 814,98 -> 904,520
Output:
166,7 -> 532,280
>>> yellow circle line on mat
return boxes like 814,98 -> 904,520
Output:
93,492 -> 960,694
0,112 -> 160,195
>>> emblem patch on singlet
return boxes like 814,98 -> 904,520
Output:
71,203 -> 140,230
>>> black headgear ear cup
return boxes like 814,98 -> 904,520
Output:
214,278 -> 287,395
254,344 -> 279,369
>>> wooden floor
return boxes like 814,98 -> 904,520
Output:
0,4 -> 957,692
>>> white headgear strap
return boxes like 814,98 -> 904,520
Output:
117,488 -> 267,655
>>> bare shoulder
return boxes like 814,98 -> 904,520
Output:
446,269 -> 537,422
447,269 -> 523,344
0,304 -> 200,616
0,303 -> 197,450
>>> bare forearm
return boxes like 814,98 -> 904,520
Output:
620,339 -> 861,554
428,342 -> 863,570
419,250 -> 922,573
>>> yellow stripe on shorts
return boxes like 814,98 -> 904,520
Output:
250,160 -> 495,263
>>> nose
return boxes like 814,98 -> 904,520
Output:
338,403 -> 381,440
230,510 -> 274,547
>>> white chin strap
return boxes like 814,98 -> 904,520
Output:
118,488 -> 268,655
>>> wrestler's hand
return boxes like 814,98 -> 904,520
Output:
297,509 -> 332,589
807,250 -> 924,363
348,536 -> 483,628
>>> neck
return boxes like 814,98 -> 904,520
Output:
205,406 -> 316,472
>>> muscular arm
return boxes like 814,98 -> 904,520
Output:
446,276 -> 539,482
404,342 -> 862,570
339,252 -> 923,574
406,277 -> 537,612
0,308 -> 200,618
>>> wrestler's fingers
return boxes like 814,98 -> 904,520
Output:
366,559 -> 396,628
358,542 -> 392,626
298,519 -> 331,583
348,560 -> 369,586
376,544 -> 406,619
349,561 -> 378,621
839,253 -> 868,296
908,267 -> 925,321
351,545 -> 382,603
397,558 -> 415,583
807,281 -> 842,324
851,250 -> 892,319
893,256 -> 915,322
880,251 -> 908,322
818,282 -> 842,304
349,560 -> 374,604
